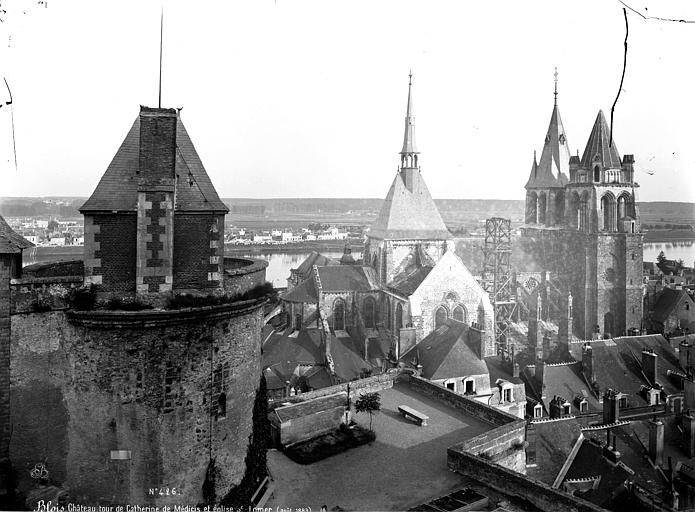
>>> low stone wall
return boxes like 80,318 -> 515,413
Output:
268,372 -> 396,410
447,449 -> 606,512
10,275 -> 83,313
22,260 -> 84,278
223,257 -> 268,296
271,393 -> 348,447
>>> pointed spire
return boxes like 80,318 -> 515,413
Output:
580,110 -> 622,170
526,69 -> 570,189
400,71 -> 419,168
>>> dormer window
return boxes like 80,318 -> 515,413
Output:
559,133 -> 566,145
562,403 -> 571,415
534,404 -> 543,418
503,388 -> 512,403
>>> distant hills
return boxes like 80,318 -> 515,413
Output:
1,197 -> 694,228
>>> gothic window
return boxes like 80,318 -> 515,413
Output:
601,193 -> 616,232
396,303 -> 403,331
333,298 -> 346,331
363,297 -> 376,328
593,165 -> 600,182
527,192 -> 538,224
385,296 -> 391,330
554,190 -> 565,226
435,306 -> 448,329
453,305 -> 467,323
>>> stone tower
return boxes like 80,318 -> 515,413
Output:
522,73 -> 643,339
364,74 -> 452,283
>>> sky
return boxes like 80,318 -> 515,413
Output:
0,0 -> 694,202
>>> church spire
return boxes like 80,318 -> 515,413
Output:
553,67 -> 558,106
400,71 -> 419,168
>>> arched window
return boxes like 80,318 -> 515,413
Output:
452,305 -> 467,323
333,299 -> 346,331
435,306 -> 448,329
579,191 -> 590,232
601,193 -> 616,232
594,165 -> 600,182
385,296 -> 391,331
554,190 -> 565,226
363,297 -> 376,328
538,192 -> 547,225
603,312 -> 614,338
526,192 -> 538,224
217,392 -> 227,420
395,303 -> 403,331
567,191 -> 580,228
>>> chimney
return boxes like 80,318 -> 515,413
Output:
582,344 -> 595,384
680,341 -> 693,375
549,396 -> 563,419
135,107 -> 178,299
542,331 -> 552,360
603,429 -> 621,463
648,417 -> 664,466
513,362 -> 520,379
683,411 -> 695,458
138,107 -> 178,186
603,389 -> 620,425
642,349 -> 658,386
536,355 -> 546,399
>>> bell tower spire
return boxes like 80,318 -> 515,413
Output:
400,71 -> 419,168
553,67 -> 558,106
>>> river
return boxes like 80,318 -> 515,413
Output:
20,242 -> 694,289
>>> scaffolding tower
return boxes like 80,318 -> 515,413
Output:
481,217 -> 518,352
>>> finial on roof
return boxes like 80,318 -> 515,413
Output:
553,67 -> 558,106
409,69 -> 413,86
158,7 -> 164,108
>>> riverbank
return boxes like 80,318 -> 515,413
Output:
226,240 -> 364,254
643,230 -> 695,243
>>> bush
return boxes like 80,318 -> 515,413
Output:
70,284 -> 97,311
103,297 -> 153,311
31,298 -> 52,312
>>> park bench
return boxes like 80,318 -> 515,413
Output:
398,404 -> 429,426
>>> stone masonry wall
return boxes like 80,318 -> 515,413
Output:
10,276 -> 82,313
222,258 -> 268,297
9,302 -> 264,506
0,255 -> 11,480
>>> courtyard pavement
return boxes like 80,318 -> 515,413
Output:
266,382 -> 494,511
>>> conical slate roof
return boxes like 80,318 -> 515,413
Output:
526,102 -> 570,189
80,113 -> 228,213
369,170 -> 452,240
580,110 -> 622,170
0,214 -> 33,253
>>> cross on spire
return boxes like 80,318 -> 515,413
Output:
554,67 -> 558,105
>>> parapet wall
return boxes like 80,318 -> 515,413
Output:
268,372 -> 396,410
447,449 -> 606,512
223,257 -> 268,297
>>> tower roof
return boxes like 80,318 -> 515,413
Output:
80,110 -> 228,213
526,72 -> 570,189
580,110 -> 622,170
401,72 -> 418,156
369,168 -> 451,240
0,214 -> 33,253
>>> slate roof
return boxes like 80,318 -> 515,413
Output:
388,265 -> 433,296
484,355 -> 523,385
526,102 -> 570,189
368,169 -> 452,240
562,438 -> 633,507
653,288 -> 693,323
403,319 -> 488,380
540,363 -> 601,414
80,112 -> 228,213
580,110 -> 622,170
293,251 -> 340,279
401,77 -> 418,155
282,279 -> 319,303
0,214 -> 33,253
569,335 -> 682,403
329,335 -> 372,382
263,328 -> 325,372
316,265 -> 379,293
527,417 -> 582,484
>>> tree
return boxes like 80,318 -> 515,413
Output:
656,250 -> 667,271
354,392 -> 381,431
